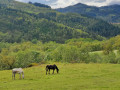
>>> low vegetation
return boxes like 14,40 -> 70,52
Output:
0,35 -> 120,70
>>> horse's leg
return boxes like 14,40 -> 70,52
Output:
20,73 -> 21,79
14,73 -> 15,80
46,68 -> 48,75
46,69 -> 48,75
22,72 -> 24,79
53,69 -> 54,74
49,69 -> 50,74
12,73 -> 14,80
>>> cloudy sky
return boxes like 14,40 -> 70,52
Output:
15,0 -> 120,8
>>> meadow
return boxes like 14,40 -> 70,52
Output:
0,63 -> 120,90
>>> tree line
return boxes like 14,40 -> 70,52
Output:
0,36 -> 120,70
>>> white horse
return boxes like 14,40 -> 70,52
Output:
12,68 -> 24,80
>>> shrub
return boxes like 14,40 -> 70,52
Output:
27,63 -> 39,67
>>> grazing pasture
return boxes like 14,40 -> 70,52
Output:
0,63 -> 120,90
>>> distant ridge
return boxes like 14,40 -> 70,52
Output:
56,3 -> 120,23
28,2 -> 51,8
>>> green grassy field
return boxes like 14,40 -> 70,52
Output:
0,63 -> 120,90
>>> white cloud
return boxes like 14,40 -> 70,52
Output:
15,0 -> 120,8
85,0 -> 120,7
107,0 -> 120,5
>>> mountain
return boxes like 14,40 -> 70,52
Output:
28,2 -> 51,8
56,3 -> 120,23
0,0 -> 119,43
0,6 -> 91,43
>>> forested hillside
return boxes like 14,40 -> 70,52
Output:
0,0 -> 94,43
56,3 -> 120,23
113,23 -> 120,28
0,0 -> 119,43
0,6 -> 93,43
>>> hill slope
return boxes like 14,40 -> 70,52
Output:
56,3 -> 120,23
0,6 -> 91,43
0,0 -> 119,43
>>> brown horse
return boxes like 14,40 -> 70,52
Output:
46,64 -> 59,75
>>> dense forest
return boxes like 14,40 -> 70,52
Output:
0,0 -> 120,70
0,0 -> 120,43
57,3 -> 120,23
0,6 -> 93,43
113,23 -> 120,28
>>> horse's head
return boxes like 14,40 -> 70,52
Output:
54,65 -> 59,73
57,69 -> 59,73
